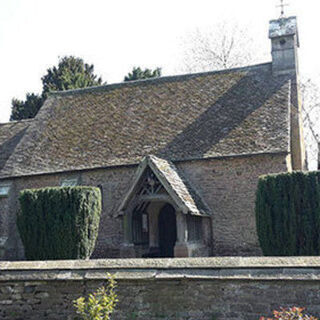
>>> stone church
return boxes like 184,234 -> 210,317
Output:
0,16 -> 306,260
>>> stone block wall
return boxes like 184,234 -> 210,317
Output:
1,257 -> 320,320
0,165 -> 136,260
177,153 -> 288,256
0,152 -> 288,260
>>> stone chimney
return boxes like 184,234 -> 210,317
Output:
269,16 -> 299,75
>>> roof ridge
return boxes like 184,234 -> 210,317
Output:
48,62 -> 272,97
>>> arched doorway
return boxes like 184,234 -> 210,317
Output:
158,204 -> 177,257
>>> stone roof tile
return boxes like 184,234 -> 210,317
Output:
0,63 -> 293,178
149,155 -> 210,216
0,120 -> 32,173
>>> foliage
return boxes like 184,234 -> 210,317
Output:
10,93 -> 44,121
42,56 -> 103,95
17,186 -> 101,260
10,56 -> 104,121
260,307 -> 318,320
74,273 -> 118,320
124,66 -> 161,81
256,171 -> 320,256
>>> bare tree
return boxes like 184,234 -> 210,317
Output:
177,22 -> 267,73
301,77 -> 320,170
177,22 -> 319,170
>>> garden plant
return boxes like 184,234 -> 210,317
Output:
260,307 -> 318,320
74,273 -> 118,320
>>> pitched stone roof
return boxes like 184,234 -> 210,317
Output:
119,155 -> 210,216
0,120 -> 32,173
0,63 -> 293,178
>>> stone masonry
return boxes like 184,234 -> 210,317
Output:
0,153 -> 288,260
1,257 -> 320,320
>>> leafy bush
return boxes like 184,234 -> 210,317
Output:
256,171 -> 320,255
260,307 -> 318,320
74,273 -> 118,320
17,186 -> 101,260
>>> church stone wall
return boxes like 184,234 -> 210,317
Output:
177,153 -> 288,256
0,166 -> 137,260
0,152 -> 288,260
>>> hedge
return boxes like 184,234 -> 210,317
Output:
17,186 -> 101,260
256,171 -> 320,256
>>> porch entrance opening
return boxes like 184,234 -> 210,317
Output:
158,203 -> 177,257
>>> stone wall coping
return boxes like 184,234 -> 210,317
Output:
2,257 -> 320,271
0,256 -> 320,272
1,257 -> 320,282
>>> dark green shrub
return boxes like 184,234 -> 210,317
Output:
256,171 -> 320,256
17,186 -> 101,260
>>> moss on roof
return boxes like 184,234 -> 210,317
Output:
0,63 -> 293,178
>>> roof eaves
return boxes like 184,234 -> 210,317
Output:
0,150 -> 290,181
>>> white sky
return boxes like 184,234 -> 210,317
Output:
0,0 -> 320,122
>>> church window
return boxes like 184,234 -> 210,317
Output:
61,177 -> 79,187
0,184 -> 10,197
187,215 -> 202,241
132,206 -> 149,245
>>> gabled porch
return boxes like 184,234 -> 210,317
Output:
117,155 -> 212,258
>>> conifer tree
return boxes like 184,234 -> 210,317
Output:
10,93 -> 44,121
124,67 -> 161,81
42,56 -> 103,94
10,56 -> 104,121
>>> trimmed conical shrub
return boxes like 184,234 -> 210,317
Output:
17,186 -> 101,260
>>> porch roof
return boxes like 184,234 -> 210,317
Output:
118,155 -> 210,217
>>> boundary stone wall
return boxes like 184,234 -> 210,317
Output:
1,257 -> 320,320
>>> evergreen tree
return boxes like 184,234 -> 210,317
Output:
42,56 -> 103,94
17,186 -> 102,260
256,171 -> 320,256
10,93 -> 44,121
124,66 -> 161,81
10,56 -> 104,121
